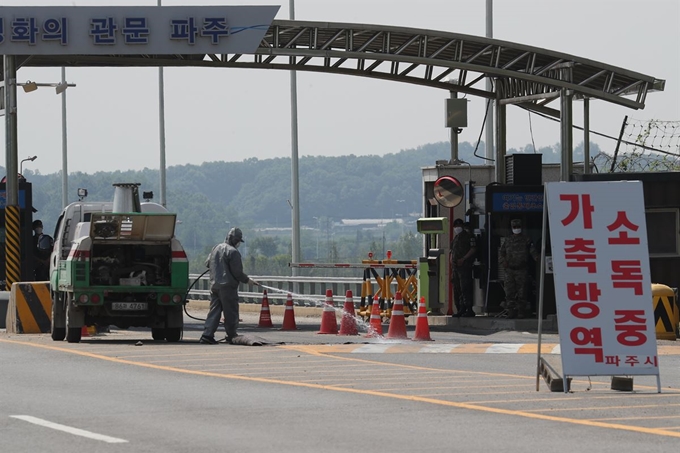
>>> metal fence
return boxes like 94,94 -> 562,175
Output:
188,274 -> 365,307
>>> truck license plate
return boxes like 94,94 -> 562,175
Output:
111,302 -> 148,311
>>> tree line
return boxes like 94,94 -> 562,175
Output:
11,139 -> 600,274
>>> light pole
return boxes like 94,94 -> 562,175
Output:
19,155 -> 37,175
313,216 -> 320,260
485,0 -> 494,161
158,0 -> 167,207
61,67 -> 68,208
289,0 -> 301,274
18,78 -> 75,208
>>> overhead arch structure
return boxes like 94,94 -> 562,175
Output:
21,20 -> 663,109
18,19 -> 665,179
3,18 -> 666,288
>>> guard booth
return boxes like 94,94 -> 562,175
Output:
466,154 -> 556,317
481,184 -> 554,315
0,180 -> 36,286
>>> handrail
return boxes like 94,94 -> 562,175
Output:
187,274 -> 403,307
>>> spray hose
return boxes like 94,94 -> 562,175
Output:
182,269 -> 210,323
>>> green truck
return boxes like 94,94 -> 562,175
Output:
50,183 -> 189,343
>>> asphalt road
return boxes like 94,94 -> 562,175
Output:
2,308 -> 679,452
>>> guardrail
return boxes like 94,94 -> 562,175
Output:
188,274 -> 365,307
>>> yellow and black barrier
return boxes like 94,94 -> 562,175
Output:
5,282 -> 52,334
652,283 -> 679,341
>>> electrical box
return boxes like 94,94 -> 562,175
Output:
445,98 -> 468,128
417,217 -> 449,235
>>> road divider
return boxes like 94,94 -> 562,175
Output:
5,282 -> 51,334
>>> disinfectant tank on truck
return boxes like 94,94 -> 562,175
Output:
49,183 -> 189,343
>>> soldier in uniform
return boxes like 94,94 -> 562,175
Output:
450,218 -> 477,317
499,219 -> 538,319
32,219 -> 53,281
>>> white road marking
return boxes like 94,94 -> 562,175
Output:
418,344 -> 461,353
10,415 -> 128,444
352,344 -> 393,353
486,344 -> 523,354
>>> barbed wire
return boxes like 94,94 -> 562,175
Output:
594,118 -> 680,173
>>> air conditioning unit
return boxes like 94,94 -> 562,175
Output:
505,154 -> 542,185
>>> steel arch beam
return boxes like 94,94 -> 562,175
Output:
13,20 -> 664,111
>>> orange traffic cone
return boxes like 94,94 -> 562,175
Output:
387,291 -> 408,339
318,289 -> 339,334
365,295 -> 383,338
257,290 -> 274,328
280,293 -> 298,331
338,290 -> 358,336
413,297 -> 433,341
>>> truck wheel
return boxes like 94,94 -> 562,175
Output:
151,328 -> 166,341
165,327 -> 182,342
65,297 -> 84,344
51,292 -> 66,341
66,327 -> 82,343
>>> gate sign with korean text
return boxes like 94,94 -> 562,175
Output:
0,6 -> 279,55
545,181 -> 659,377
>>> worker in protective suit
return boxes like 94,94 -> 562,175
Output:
499,219 -> 538,319
200,227 -> 260,344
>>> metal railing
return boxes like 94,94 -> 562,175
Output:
188,274 -> 365,307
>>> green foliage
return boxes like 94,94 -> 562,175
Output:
13,139 -> 610,275
394,231 -> 421,260
249,236 -> 280,257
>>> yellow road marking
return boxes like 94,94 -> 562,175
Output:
2,338 -> 680,439
524,403 -> 680,413
591,415 -> 680,421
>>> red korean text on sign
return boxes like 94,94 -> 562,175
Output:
644,356 -> 658,366
614,310 -> 647,347
567,282 -> 601,319
605,355 -> 620,366
625,356 -> 640,367
564,238 -> 597,273
571,326 -> 604,363
607,211 -> 640,245
611,260 -> 643,295
560,194 -> 594,228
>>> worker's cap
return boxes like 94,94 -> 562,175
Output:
453,218 -> 464,226
32,219 -> 43,228
228,227 -> 245,243
511,219 -> 522,227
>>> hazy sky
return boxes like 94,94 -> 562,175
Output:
3,0 -> 679,175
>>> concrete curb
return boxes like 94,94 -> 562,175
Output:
187,300 -> 327,318
185,300 -> 559,333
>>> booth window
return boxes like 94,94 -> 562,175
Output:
645,209 -> 679,256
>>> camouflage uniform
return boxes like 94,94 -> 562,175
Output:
499,222 -> 537,318
450,227 -> 476,316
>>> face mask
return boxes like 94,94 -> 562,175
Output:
35,228 -> 43,235
512,228 -> 521,234
234,242 -> 241,249
453,227 -> 463,234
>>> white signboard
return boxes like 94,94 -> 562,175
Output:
0,6 -> 279,55
546,181 -> 659,378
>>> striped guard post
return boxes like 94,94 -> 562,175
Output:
6,282 -> 52,334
